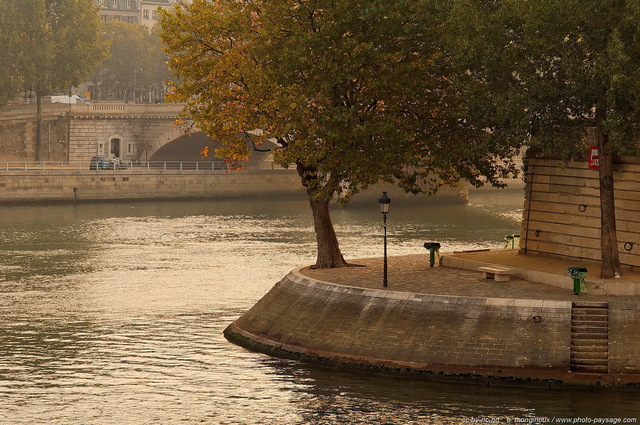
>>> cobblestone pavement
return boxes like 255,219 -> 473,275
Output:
300,251 -> 640,302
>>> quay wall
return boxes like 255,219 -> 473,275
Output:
226,269 -> 640,384
0,170 -> 472,203
521,155 -> 640,269
609,300 -> 640,374
0,169 -> 303,202
226,270 -> 576,379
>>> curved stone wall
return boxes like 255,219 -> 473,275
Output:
226,269 -> 576,382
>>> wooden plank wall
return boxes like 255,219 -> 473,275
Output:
521,157 -> 640,268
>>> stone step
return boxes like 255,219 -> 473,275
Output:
570,339 -> 608,348
571,364 -> 609,374
570,345 -> 608,352
572,309 -> 608,316
570,351 -> 608,360
571,318 -> 608,326
570,302 -> 609,374
572,301 -> 609,308
571,314 -> 608,323
572,308 -> 609,315
570,357 -> 609,366
571,332 -> 608,340
571,325 -> 608,333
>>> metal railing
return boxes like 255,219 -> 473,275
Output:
133,161 -> 231,171
0,161 -> 291,171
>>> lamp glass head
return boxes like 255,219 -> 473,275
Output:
378,192 -> 391,214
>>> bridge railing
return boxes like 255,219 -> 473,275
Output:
70,103 -> 185,115
130,161 -> 289,171
0,161 -> 292,171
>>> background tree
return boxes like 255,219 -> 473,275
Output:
90,21 -> 170,103
0,0 -> 22,105
161,0 -> 519,268
449,0 -> 640,278
12,0 -> 107,161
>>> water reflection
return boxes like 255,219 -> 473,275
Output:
0,191 -> 638,424
264,361 -> 640,424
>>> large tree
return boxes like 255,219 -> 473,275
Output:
11,0 -> 107,160
449,0 -> 640,278
161,0 -> 519,268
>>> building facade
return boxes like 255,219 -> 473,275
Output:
97,0 -> 141,24
140,0 -> 172,29
96,0 -> 182,28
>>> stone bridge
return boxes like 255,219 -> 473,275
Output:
0,102 -> 187,162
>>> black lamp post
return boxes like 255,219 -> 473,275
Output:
378,192 -> 391,288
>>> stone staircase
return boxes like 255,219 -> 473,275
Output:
570,301 -> 609,374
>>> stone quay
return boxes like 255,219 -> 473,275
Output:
225,250 -> 640,388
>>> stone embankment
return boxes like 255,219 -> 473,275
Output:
225,252 -> 640,388
0,169 -> 474,203
0,169 -> 303,203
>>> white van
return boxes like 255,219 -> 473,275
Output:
48,95 -> 84,104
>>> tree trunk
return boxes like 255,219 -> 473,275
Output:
35,88 -> 43,162
596,119 -> 622,278
296,162 -> 349,269
308,197 -> 349,269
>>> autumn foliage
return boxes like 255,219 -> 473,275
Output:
160,0 -> 519,268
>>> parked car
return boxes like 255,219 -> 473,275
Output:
90,156 -> 128,170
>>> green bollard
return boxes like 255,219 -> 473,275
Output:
424,242 -> 441,267
567,266 -> 588,295
504,234 -> 520,249
504,235 -> 514,249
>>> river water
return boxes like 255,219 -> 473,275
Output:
0,189 -> 638,425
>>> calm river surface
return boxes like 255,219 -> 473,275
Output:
0,189 -> 638,424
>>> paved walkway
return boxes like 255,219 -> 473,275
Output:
300,250 -> 640,301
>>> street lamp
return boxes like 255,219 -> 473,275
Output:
378,192 -> 391,288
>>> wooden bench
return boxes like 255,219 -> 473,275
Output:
478,266 -> 513,282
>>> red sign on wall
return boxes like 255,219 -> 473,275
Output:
588,145 -> 599,170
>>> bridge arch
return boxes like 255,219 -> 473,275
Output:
139,125 -> 185,162
16,103 -> 283,165
149,131 -> 277,165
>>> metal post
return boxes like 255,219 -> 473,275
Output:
383,212 -> 388,288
